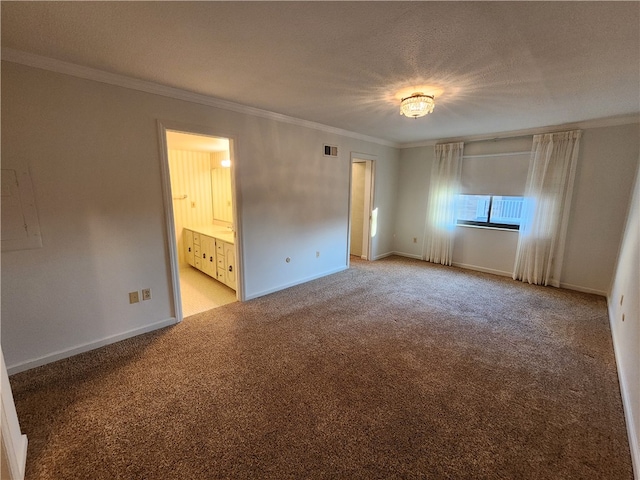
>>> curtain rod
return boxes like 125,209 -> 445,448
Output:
462,151 -> 530,159
446,126 -> 586,146
463,133 -> 535,144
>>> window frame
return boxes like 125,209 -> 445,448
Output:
456,194 -> 523,231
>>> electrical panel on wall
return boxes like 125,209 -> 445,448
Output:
323,144 -> 338,157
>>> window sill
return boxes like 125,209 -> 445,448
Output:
456,224 -> 520,233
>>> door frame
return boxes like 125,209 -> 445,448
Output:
348,152 -> 376,262
157,120 -> 243,322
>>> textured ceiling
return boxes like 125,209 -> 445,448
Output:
2,2 -> 639,144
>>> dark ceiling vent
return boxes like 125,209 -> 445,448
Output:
323,144 -> 338,157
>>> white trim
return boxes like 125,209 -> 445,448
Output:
4,48 -> 637,151
346,156 -> 354,266
157,122 -> 184,322
227,135 -> 245,302
451,262 -> 512,278
607,302 -> 640,479
1,348 -> 27,480
2,48 -> 396,149
401,114 -> 640,149
6,317 -> 177,375
558,282 -> 607,297
349,152 -> 379,162
390,251 -> 423,260
6,48 -> 636,152
363,160 -> 375,260
158,121 -> 245,306
380,254 -> 612,296
349,153 -> 376,261
372,251 -> 396,260
244,266 -> 348,301
395,255 -> 608,295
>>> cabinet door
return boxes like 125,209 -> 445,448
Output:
224,242 -> 237,290
201,235 -> 216,278
183,229 -> 194,267
217,267 -> 226,283
194,246 -> 201,270
215,239 -> 226,282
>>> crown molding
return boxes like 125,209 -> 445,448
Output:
4,48 -> 636,152
400,114 -> 640,149
1,48 -> 398,149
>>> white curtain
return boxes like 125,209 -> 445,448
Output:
423,142 -> 464,266
513,130 -> 581,286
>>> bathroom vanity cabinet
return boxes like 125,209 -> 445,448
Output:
184,227 -> 236,290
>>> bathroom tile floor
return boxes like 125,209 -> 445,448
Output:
179,266 -> 237,318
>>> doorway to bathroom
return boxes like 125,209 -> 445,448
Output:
159,123 -> 241,320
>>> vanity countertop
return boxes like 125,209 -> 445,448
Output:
187,225 -> 235,244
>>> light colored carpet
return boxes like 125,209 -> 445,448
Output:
179,266 -> 236,317
9,256 -> 633,479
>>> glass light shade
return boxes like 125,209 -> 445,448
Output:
221,159 -> 231,168
400,93 -> 435,118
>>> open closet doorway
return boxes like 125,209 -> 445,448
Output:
160,126 -> 240,320
349,154 -> 375,261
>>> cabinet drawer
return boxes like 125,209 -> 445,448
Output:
194,257 -> 202,269
194,246 -> 201,258
193,232 -> 201,245
216,242 -> 224,255
217,268 -> 226,281
217,256 -> 225,268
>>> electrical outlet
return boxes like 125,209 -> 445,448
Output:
129,291 -> 139,304
316,251 -> 320,258
142,288 -> 151,301
413,237 -> 417,243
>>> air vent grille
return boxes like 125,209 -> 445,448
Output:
323,145 -> 338,157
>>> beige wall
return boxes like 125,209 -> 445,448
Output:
0,61 -> 399,371
561,124 -> 640,292
608,156 -> 640,473
394,125 -> 639,294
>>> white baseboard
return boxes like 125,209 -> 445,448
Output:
385,255 -> 513,277
451,262 -> 512,278
559,282 -> 607,297
373,251 -> 401,260
390,251 -> 423,260
245,266 -> 348,301
7,317 -> 178,375
386,257 -> 608,297
607,302 -> 640,480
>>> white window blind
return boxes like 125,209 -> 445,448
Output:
460,152 -> 530,196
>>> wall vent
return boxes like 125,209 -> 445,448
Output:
323,144 -> 338,157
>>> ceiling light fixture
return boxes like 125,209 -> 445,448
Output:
400,92 -> 435,118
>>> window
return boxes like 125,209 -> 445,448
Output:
456,194 -> 524,230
